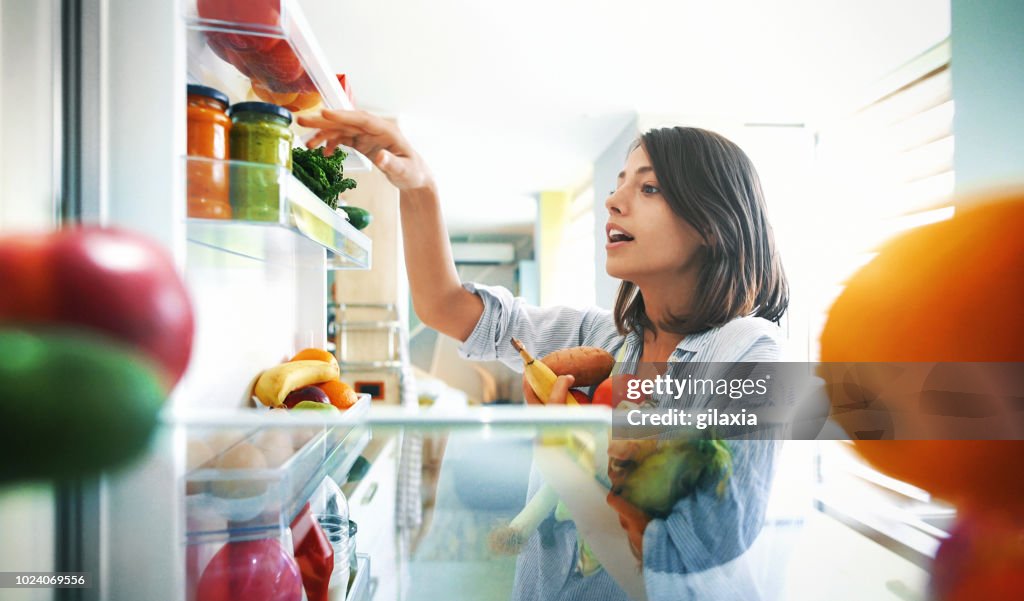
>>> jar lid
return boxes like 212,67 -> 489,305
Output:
186,84 -> 229,107
229,101 -> 293,124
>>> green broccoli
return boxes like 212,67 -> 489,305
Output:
291,146 -> 357,210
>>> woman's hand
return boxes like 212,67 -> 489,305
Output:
296,109 -> 434,191
522,374 -> 575,405
606,491 -> 652,559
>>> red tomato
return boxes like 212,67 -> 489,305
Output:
197,0 -> 281,51
593,375 -> 643,407
569,390 -> 591,405
197,538 -> 302,601
204,32 -> 234,63
592,378 -> 614,407
260,42 -> 305,83
0,227 -> 195,388
290,504 -> 333,601
206,33 -> 266,79
289,72 -> 318,93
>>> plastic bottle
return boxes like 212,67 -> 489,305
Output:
310,476 -> 351,597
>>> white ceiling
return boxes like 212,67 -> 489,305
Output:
305,0 -> 949,233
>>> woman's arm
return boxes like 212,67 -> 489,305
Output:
399,184 -> 483,341
297,110 -> 483,341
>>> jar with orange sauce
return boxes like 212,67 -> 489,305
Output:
186,84 -> 232,219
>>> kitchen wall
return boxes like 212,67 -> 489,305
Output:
592,117 -> 640,309
409,233 -> 535,403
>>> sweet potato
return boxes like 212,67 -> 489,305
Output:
540,346 -> 615,386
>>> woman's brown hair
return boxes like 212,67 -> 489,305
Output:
614,127 -> 789,336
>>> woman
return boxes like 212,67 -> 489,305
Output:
300,110 -> 790,600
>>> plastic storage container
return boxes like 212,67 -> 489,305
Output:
183,397 -> 370,601
186,84 -> 232,219
228,101 -> 293,220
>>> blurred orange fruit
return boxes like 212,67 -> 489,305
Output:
820,193 -> 1024,513
251,80 -> 298,106
290,347 -> 337,365
284,91 -> 321,112
317,379 -> 358,410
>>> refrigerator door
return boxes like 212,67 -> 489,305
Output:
0,1 -> 60,601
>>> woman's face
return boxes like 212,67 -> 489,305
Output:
604,145 -> 706,283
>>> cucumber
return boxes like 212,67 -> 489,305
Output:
340,206 -> 372,230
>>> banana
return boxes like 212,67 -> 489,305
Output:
253,360 -> 339,407
511,338 -> 578,405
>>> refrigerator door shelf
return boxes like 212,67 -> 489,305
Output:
185,157 -> 372,269
184,394 -> 372,539
183,0 -> 370,172
344,554 -> 371,601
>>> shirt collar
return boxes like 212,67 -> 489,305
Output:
676,327 -> 715,355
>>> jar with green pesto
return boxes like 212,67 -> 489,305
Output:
228,102 -> 294,221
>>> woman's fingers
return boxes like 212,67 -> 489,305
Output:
524,376 -> 573,405
296,114 -> 357,131
522,374 -> 543,405
547,375 -> 575,405
296,109 -> 386,134
297,108 -> 434,191
319,108 -> 391,135
304,130 -> 339,149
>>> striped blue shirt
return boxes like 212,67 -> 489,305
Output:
457,282 -> 785,601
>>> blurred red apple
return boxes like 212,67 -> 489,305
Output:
197,0 -> 281,52
569,390 -> 591,405
283,385 -> 330,409
0,227 -> 194,388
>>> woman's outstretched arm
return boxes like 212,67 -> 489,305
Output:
298,109 -> 483,341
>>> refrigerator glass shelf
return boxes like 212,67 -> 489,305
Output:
183,0 -> 371,172
185,394 -> 371,539
186,157 -> 371,269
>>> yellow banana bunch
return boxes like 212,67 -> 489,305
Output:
511,337 -> 578,406
253,360 -> 339,407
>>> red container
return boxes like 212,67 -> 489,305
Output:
291,503 -> 334,601
196,537 -> 302,601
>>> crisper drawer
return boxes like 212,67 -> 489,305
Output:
183,397 -> 371,601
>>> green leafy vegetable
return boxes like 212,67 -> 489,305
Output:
291,147 -> 357,210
